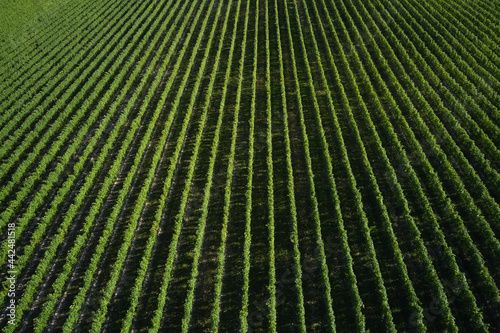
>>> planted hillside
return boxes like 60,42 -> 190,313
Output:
1,0 -> 499,331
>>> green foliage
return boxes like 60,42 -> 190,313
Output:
1,0 -> 500,331
0,0 -> 70,53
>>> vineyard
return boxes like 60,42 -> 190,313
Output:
1,0 -> 500,331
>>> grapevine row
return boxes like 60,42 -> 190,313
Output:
0,0 -> 186,327
373,0 -> 500,280
332,0 -> 487,330
209,0 -> 252,330
239,0 -> 258,329
0,0 -> 172,270
351,0 -> 500,325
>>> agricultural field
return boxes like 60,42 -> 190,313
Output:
1,0 -> 500,331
